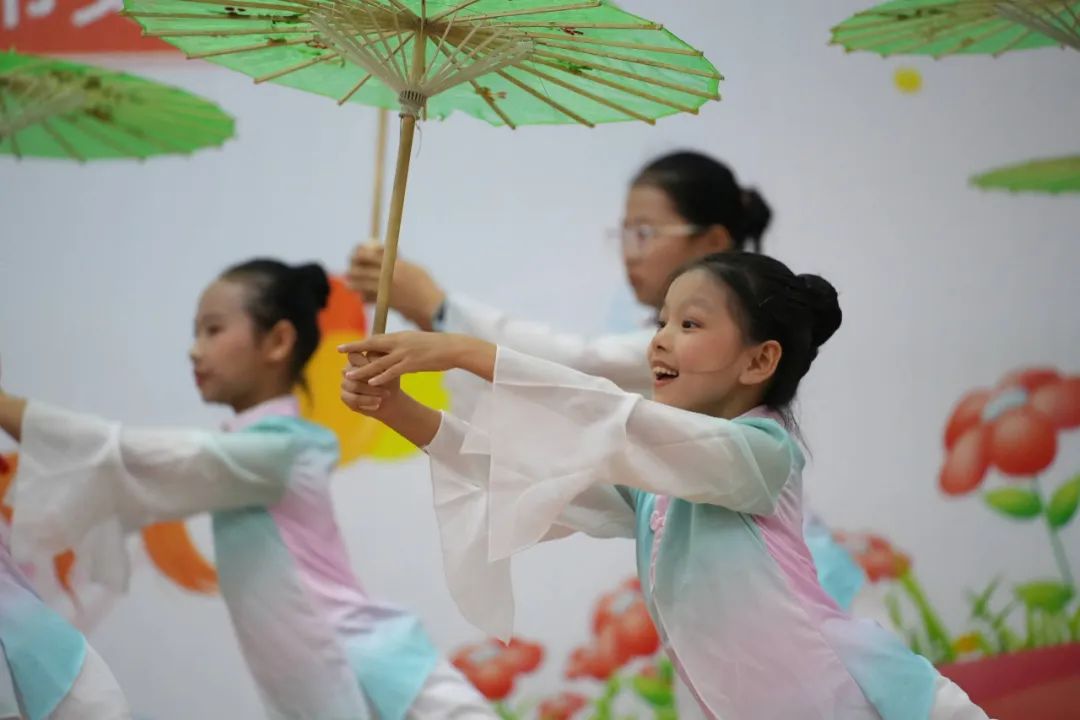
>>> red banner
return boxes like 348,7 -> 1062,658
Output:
1,0 -> 172,53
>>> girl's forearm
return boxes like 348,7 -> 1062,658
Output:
449,335 -> 497,382
379,393 -> 444,448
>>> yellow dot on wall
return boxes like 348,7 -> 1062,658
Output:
893,67 -> 923,94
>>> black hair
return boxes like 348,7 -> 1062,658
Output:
680,252 -> 841,425
632,151 -> 772,253
221,258 -> 330,388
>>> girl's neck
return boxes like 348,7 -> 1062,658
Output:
707,390 -> 766,422
230,380 -> 293,415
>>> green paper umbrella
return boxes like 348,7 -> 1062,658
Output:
831,0 -> 1080,57
971,154 -> 1080,193
0,51 -> 234,161
122,0 -> 722,332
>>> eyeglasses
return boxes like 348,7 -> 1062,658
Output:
607,224 -> 702,255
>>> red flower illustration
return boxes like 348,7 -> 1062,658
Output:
834,532 -> 911,583
940,368 -> 1079,495
565,642 -> 619,681
592,578 -> 660,660
538,691 -> 588,720
450,637 -> 544,701
567,577 -> 662,681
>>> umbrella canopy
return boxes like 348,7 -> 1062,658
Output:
831,0 -> 1080,57
123,0 -> 722,332
0,50 -> 234,160
971,154 -> 1080,193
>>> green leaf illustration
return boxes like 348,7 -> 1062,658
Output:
1015,581 -> 1075,614
632,675 -> 673,708
984,487 -> 1042,519
1047,474 -> 1080,528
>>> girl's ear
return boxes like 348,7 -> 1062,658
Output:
739,339 -> 781,387
262,319 -> 297,365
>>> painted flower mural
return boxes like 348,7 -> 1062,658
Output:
940,367 -> 1078,598
451,637 -> 545,703
836,531 -> 954,663
537,692 -> 587,720
450,577 -> 675,719
566,578 -> 661,683
836,366 -> 1080,718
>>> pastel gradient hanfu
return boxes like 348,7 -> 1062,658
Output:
421,348 -> 986,720
9,396 -> 437,720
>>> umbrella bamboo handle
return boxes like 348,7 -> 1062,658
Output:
372,112 -> 417,335
369,108 -> 389,241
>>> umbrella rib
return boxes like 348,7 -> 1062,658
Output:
175,0 -> 315,12
110,110 -> 224,137
354,0 -> 408,81
384,0 -> 413,15
496,68 -> 593,127
60,114 -> 146,158
338,32 -> 413,104
487,21 -> 660,30
470,77 -> 517,127
123,10 -> 304,21
837,12 -> 999,55
310,12 -> 407,91
830,27 -> 931,50
989,2 -> 1044,41
991,23 -> 1038,54
126,98 -> 236,121
40,118 -> 85,162
429,0 -> 481,24
424,24 -> 506,90
530,57 -> 699,113
114,98 -> 232,127
0,87 -> 84,136
92,105 -> 202,151
424,2 -> 468,83
459,1 -> 600,23
354,1 -> 410,85
254,50 -> 341,83
430,36 -> 516,128
0,93 -> 22,158
425,39 -> 531,96
143,25 -> 314,37
1064,1 -> 1080,31
865,23 -> 966,54
512,62 -> 653,123
519,31 -> 702,56
538,39 -> 721,78
99,118 -> 186,153
532,48 -> 716,100
185,35 -> 318,59
928,15 -> 1014,55
832,11 -> 977,44
997,1 -> 1080,49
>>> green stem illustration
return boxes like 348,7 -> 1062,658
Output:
1032,476 -> 1075,588
899,570 -> 955,663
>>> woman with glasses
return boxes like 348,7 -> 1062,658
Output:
347,151 -> 769,398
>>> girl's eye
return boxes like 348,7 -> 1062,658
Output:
656,318 -> 667,329
681,319 -> 700,329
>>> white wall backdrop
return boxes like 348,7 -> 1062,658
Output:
2,1 -> 1078,718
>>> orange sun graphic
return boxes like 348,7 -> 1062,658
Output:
297,274 -> 449,464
